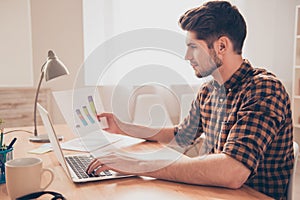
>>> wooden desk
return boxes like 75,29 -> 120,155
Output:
0,125 -> 273,200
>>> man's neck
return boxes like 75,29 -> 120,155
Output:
212,55 -> 244,85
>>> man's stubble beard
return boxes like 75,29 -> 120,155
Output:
196,49 -> 223,78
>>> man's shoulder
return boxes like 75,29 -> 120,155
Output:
246,68 -> 283,88
241,68 -> 290,100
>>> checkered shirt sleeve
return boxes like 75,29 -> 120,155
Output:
174,92 -> 203,147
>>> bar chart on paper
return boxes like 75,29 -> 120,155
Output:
53,88 -> 143,153
53,88 -> 108,137
88,96 -> 97,116
75,96 -> 97,127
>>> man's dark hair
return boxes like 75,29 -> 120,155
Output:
179,1 -> 246,55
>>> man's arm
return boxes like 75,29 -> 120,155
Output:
95,114 -> 251,188
87,149 -> 251,189
146,153 -> 251,189
120,123 -> 175,143
98,112 -> 175,144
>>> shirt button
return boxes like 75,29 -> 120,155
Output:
219,98 -> 223,102
228,88 -> 232,92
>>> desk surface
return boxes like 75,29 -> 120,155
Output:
0,125 -> 273,200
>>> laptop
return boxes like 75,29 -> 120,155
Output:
37,103 -> 132,183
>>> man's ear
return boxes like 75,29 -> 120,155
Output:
215,36 -> 230,54
220,43 -> 225,51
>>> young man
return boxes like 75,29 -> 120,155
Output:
87,1 -> 294,199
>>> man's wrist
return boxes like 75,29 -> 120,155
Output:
174,126 -> 179,136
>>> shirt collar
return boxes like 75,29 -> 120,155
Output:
212,59 -> 253,92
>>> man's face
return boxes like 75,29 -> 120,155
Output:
185,32 -> 222,78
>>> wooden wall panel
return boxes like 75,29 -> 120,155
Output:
0,88 -> 51,128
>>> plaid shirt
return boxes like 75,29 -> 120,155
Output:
175,60 -> 294,200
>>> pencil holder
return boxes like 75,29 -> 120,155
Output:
0,147 -> 13,184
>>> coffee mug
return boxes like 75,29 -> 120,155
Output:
5,157 -> 54,200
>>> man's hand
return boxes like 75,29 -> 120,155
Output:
97,112 -> 176,144
97,113 -> 126,135
86,148 -> 186,176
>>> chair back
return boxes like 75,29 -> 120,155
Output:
132,94 -> 173,128
287,141 -> 299,200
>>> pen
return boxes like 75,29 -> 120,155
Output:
0,129 -> 3,148
0,159 -> 4,174
7,138 -> 17,150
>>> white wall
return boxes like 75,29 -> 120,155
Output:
0,0 -> 85,124
0,0 -> 297,124
236,0 -> 295,95
0,0 -> 33,87
1,0 -> 294,91
83,0 -> 114,59
30,0 -> 85,123
83,0 -> 206,87
83,0 -> 295,95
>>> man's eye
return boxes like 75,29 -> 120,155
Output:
190,45 -> 197,49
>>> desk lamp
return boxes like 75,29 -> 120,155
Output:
29,50 -> 69,142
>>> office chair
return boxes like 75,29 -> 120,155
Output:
132,94 -> 173,127
287,141 -> 299,200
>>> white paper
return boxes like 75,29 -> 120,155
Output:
53,87 -> 144,154
62,131 -> 144,152
61,130 -> 123,152
53,87 -> 106,137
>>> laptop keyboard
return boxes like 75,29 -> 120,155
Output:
65,155 -> 112,179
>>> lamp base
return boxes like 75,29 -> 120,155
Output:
29,134 -> 63,143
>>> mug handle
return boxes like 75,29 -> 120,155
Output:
40,168 -> 54,190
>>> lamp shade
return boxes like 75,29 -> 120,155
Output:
43,50 -> 69,81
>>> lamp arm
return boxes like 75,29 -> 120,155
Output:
33,71 -> 45,136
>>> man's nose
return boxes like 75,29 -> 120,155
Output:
185,50 -> 192,61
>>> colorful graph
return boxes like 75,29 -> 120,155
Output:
83,106 -> 95,124
76,109 -> 88,126
75,95 -> 98,127
88,96 -> 97,116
